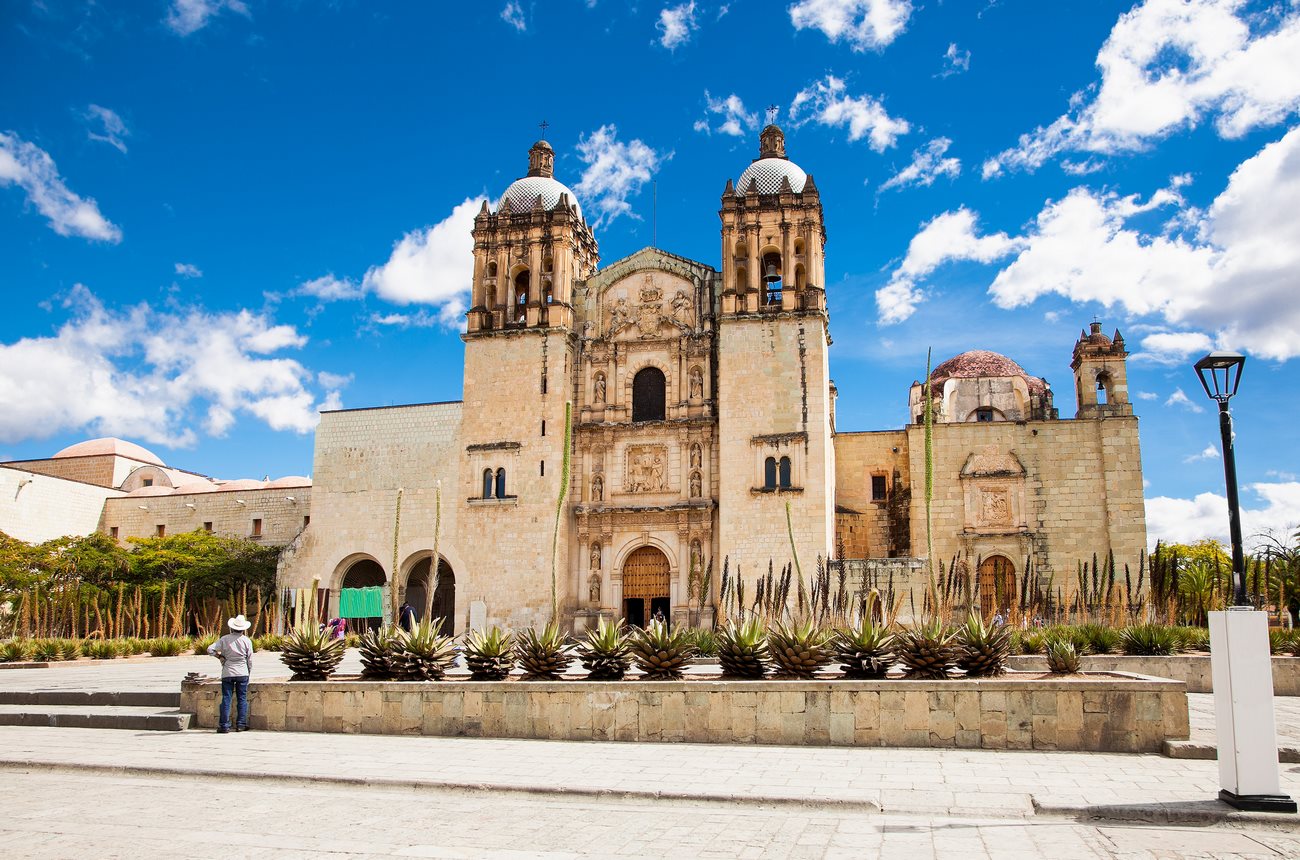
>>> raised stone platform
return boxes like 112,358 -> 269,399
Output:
1007,654 -> 1300,695
181,673 -> 1189,753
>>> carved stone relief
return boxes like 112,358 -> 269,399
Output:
980,488 -> 1012,527
625,445 -> 668,493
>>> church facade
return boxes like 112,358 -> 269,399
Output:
275,126 -> 1147,632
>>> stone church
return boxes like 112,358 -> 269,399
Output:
275,126 -> 1147,632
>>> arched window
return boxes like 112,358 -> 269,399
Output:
494,468 -> 507,499
486,261 -> 498,278
794,237 -> 806,257
632,367 -> 666,422
761,250 -> 783,305
482,469 -> 493,499
764,457 -> 777,490
778,456 -> 792,489
1096,372 -> 1111,405
514,269 -> 530,323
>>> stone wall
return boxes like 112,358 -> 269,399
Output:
6,455 -> 119,488
1008,654 -> 1300,696
834,430 -> 909,558
0,466 -> 122,543
102,486 -> 311,545
182,675 -> 1188,753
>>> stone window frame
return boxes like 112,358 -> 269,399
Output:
750,432 -> 806,494
466,442 -> 521,506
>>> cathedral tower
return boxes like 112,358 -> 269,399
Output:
457,140 -> 599,628
715,125 -> 835,578
1071,322 -> 1132,418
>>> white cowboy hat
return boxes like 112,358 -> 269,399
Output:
227,614 -> 252,631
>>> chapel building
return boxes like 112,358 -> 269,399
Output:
274,127 -> 1147,632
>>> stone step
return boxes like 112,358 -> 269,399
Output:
0,704 -> 191,732
1163,738 -> 1300,763
0,690 -> 179,708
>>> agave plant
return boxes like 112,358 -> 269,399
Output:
281,624 -> 346,680
1078,623 -> 1121,655
192,634 -> 218,656
397,619 -> 458,680
515,622 -> 574,680
57,639 -> 81,661
577,617 -> 631,680
1119,623 -> 1180,656
833,617 -> 895,679
1269,628 -> 1297,656
463,626 -> 515,680
955,613 -> 1013,677
32,639 -> 62,662
628,620 -> 696,680
1018,630 -> 1048,655
895,618 -> 958,680
359,626 -> 406,679
85,640 -> 122,660
1045,638 -> 1082,674
768,619 -> 833,678
0,640 -> 32,663
148,637 -> 187,657
716,617 -> 769,679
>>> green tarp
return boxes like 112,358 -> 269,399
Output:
338,586 -> 384,619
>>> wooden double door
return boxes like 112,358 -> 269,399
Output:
622,546 -> 670,628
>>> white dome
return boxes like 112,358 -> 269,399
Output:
737,158 -> 807,194
500,175 -> 582,220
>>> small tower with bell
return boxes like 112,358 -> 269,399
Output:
1072,321 -> 1132,418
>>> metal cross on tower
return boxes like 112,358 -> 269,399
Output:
766,104 -> 779,125
538,119 -> 550,139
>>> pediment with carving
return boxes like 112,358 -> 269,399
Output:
600,270 -> 696,341
960,446 -> 1025,478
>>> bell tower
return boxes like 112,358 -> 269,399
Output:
1072,321 -> 1132,418
715,125 -> 835,578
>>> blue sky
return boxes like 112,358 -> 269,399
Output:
2,0 -> 1298,547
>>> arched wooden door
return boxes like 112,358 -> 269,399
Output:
978,555 -> 1016,618
622,546 -> 670,628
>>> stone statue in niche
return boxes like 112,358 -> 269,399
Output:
626,445 -> 667,493
588,573 -> 601,604
690,443 -> 702,470
689,470 -> 702,498
592,372 -> 606,404
981,489 -> 1011,526
671,290 -> 692,327
689,366 -> 703,399
690,540 -> 702,573
591,474 -> 603,502
590,541 -> 601,570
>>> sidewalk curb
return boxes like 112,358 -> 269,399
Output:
0,759 -> 880,813
1032,798 -> 1299,828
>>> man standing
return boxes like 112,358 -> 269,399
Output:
208,614 -> 255,733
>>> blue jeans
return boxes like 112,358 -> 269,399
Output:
219,676 -> 249,730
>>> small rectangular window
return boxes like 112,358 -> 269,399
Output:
540,460 -> 545,477
541,420 -> 546,437
540,373 -> 547,394
142,478 -> 153,487
203,521 -> 213,532
156,524 -> 166,537
303,515 -> 311,527
109,526 -> 119,539
871,475 -> 888,501
975,407 -> 995,422
252,518 -> 263,537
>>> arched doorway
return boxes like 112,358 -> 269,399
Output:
978,555 -> 1016,618
404,557 -> 456,633
339,558 -> 387,632
622,546 -> 670,628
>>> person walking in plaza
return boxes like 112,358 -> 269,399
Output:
207,614 -> 255,734
398,602 -> 416,632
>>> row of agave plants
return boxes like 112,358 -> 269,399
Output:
0,633 -> 292,663
276,613 -> 1117,682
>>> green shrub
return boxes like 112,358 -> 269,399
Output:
1269,628 -> 1298,656
32,639 -> 62,661
1047,625 -> 1092,655
0,640 -> 32,663
253,634 -> 284,652
147,637 -> 187,657
1119,624 -> 1180,656
1078,623 -> 1121,655
1176,626 -> 1211,652
192,634 -> 218,656
344,632 -> 361,649
683,628 -> 718,658
1018,630 -> 1048,655
58,639 -> 82,661
123,637 -> 151,655
85,640 -> 123,660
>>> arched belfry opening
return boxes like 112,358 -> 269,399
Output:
632,367 -> 666,422
761,249 -> 783,306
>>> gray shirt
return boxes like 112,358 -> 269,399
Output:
208,632 -> 254,678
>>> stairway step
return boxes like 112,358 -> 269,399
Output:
0,704 -> 191,732
0,691 -> 179,708
1163,739 -> 1300,763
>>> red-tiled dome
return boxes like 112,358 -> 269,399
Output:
930,350 -> 1047,395
53,437 -> 165,466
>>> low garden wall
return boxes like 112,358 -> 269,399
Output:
1006,654 -> 1300,696
180,674 -> 1188,753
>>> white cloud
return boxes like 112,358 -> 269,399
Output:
1135,391 -> 1160,400
316,371 -> 353,390
657,1 -> 698,50
0,131 -> 122,242
1165,387 -> 1205,413
1146,481 -> 1300,550
937,42 -> 971,77
879,137 -> 961,192
694,91 -> 758,137
574,125 -> 665,228
174,262 -> 203,279
0,286 -> 339,446
296,273 -> 363,302
360,197 -> 483,325
369,311 -> 441,328
1133,330 -> 1214,364
986,0 -> 1300,176
876,208 -> 1023,324
788,0 -> 912,51
789,75 -> 910,151
889,126 -> 1300,359
1183,444 -> 1220,463
500,1 -> 526,32
164,0 -> 249,36
85,105 -> 129,154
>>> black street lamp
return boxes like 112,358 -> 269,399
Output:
1193,350 -> 1248,606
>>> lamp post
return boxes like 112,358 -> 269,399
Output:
1194,350 -> 1296,813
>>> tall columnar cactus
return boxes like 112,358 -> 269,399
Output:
390,487 -> 403,624
424,480 -> 442,623
550,401 -> 573,623
923,348 -> 935,583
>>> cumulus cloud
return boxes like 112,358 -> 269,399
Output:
500,1 -> 526,32
985,0 -> 1300,176
883,127 -> 1300,359
878,137 -> 961,192
174,262 -> 203,279
296,273 -> 363,302
788,0 -> 912,51
369,311 -> 441,328
1146,481 -> 1300,550
574,125 -> 665,228
0,286 -> 340,446
85,105 -> 129,154
1183,444 -> 1220,463
789,75 -> 910,151
694,91 -> 759,137
164,0 -> 249,36
0,131 -> 121,242
1165,387 -> 1205,413
937,42 -> 971,77
657,1 -> 698,50
1132,330 -> 1214,364
876,208 -> 1023,324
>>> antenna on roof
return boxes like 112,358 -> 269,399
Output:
766,104 -> 779,125
538,119 -> 550,140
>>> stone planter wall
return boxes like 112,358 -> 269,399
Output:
181,674 -> 1188,753
1006,654 -> 1300,695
